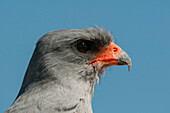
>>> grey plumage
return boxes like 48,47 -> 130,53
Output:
6,26 -> 131,113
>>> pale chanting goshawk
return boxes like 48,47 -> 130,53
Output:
6,26 -> 131,113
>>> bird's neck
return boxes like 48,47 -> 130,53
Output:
18,60 -> 97,100
15,57 -> 97,113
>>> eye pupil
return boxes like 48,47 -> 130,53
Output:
77,40 -> 89,53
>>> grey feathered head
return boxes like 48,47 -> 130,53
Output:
7,26 -> 131,113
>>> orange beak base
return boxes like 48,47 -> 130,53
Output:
87,42 -> 131,71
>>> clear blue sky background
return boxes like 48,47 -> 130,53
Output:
0,0 -> 170,113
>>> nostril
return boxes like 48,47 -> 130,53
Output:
113,47 -> 118,52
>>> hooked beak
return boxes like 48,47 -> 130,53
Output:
117,50 -> 132,71
87,42 -> 132,71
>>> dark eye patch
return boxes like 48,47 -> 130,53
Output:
75,38 -> 103,54
77,40 -> 93,53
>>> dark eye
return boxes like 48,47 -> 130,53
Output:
77,40 -> 91,53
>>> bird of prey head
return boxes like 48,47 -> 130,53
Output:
6,26 -> 131,113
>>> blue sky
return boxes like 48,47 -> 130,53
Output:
0,0 -> 170,113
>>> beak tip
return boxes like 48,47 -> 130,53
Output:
127,59 -> 132,71
118,50 -> 132,71
128,63 -> 131,71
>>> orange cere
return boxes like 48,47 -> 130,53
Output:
87,42 -> 122,66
